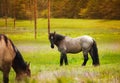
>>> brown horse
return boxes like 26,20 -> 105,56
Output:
0,34 -> 31,83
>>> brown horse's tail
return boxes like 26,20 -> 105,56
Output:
90,40 -> 100,66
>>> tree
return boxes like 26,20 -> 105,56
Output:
48,0 -> 50,34
37,0 -> 48,18
33,0 -> 37,39
80,0 -> 120,19
0,0 -> 120,19
13,0 -> 16,28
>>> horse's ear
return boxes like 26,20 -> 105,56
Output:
54,31 -> 56,35
28,62 -> 30,67
27,62 -> 30,68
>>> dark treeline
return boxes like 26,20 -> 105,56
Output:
0,0 -> 120,19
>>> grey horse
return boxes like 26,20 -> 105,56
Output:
49,32 -> 100,66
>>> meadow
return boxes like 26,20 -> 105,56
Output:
0,18 -> 120,83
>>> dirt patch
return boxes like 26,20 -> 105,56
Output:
17,44 -> 51,52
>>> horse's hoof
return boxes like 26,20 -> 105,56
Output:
93,64 -> 100,67
82,64 -> 86,66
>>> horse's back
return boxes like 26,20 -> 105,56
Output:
80,35 -> 93,42
0,35 -> 16,70
56,35 -> 94,53
59,37 -> 82,53
79,35 -> 94,50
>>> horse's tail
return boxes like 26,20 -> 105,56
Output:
90,40 -> 100,66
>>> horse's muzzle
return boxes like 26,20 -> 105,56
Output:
51,45 -> 54,49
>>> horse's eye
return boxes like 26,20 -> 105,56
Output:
51,36 -> 54,39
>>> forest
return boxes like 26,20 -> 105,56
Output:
0,0 -> 120,19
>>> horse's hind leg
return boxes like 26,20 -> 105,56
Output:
89,49 -> 96,66
82,52 -> 88,66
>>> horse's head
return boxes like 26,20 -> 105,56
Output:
49,32 -> 56,49
16,62 -> 31,81
24,62 -> 31,77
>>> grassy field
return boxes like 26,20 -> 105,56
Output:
0,18 -> 120,83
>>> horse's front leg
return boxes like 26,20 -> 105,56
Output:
3,68 -> 10,83
63,53 -> 68,65
60,53 -> 68,66
60,53 -> 64,66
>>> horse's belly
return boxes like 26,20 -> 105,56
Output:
65,40 -> 82,53
67,46 -> 82,53
68,50 -> 82,53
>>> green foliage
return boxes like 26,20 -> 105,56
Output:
0,0 -> 120,19
0,0 -> 33,19
81,0 -> 120,19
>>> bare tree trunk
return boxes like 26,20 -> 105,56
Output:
33,0 -> 37,39
4,0 -> 7,28
5,16 -> 7,28
13,0 -> 16,29
48,0 -> 50,35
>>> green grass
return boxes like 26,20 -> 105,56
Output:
0,18 -> 120,83
0,18 -> 120,29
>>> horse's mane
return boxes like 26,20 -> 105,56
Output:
9,38 -> 27,71
12,49 -> 27,72
55,33 -> 65,42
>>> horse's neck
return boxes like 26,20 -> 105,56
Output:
12,50 -> 26,74
54,34 -> 65,46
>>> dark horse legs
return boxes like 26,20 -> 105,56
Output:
82,53 -> 88,66
89,50 -> 100,66
3,67 -> 10,83
89,51 -> 96,65
3,74 -> 9,83
60,53 -> 68,66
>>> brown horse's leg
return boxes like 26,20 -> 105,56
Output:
3,66 -> 11,83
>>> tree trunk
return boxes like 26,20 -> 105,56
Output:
48,0 -> 50,34
33,0 -> 37,39
13,0 -> 16,29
